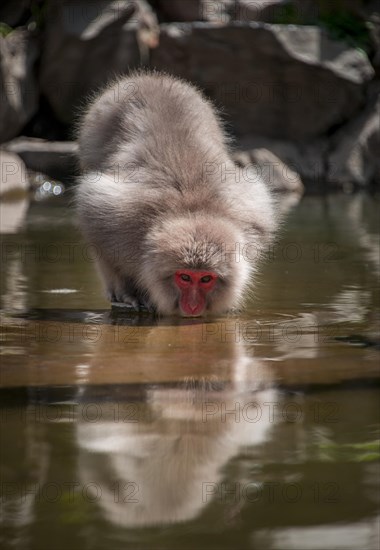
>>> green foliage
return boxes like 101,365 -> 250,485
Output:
273,4 -> 303,25
318,11 -> 372,52
0,22 -> 13,37
272,2 -> 372,52
318,440 -> 380,462
30,0 -> 48,31
59,490 -> 92,525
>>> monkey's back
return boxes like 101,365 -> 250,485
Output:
76,73 -> 240,282
78,72 -> 229,191
76,72 -> 276,311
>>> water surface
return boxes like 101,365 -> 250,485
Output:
1,193 -> 379,550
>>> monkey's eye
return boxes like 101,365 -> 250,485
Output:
174,271 -> 193,287
200,275 -> 212,283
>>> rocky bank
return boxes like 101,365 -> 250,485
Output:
0,0 -> 379,194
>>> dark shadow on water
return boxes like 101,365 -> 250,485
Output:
2,376 -> 380,409
15,308 -> 215,327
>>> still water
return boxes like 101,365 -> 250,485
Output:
1,192 -> 379,550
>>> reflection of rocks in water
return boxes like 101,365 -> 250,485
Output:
252,518 -> 380,550
271,291 -> 373,360
259,194 -> 380,361
1,252 -> 28,314
329,289 -> 371,325
346,195 -> 380,276
270,313 -> 319,360
75,322 -> 277,526
0,198 -> 29,234
0,398 -> 50,538
0,151 -> 30,233
261,194 -> 379,311
323,195 -> 379,334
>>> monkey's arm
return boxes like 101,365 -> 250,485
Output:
97,257 -> 155,312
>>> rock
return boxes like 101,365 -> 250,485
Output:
233,147 -> 304,193
0,30 -> 39,143
0,0 -> 31,27
304,1 -> 371,18
231,0 -> 379,25
40,0 -> 159,124
21,96 -> 70,141
0,150 -> 29,196
282,1 -> 379,24
328,91 -> 380,187
369,13 -> 380,76
234,136 -> 328,186
152,0 -> 233,22
231,0 -> 303,23
152,0 -> 317,24
3,138 -> 79,185
366,114 -> 380,185
152,22 -> 374,140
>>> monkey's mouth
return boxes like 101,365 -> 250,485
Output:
180,312 -> 204,318
175,296 -> 208,317
178,305 -> 207,318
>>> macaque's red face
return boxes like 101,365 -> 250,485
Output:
174,269 -> 218,316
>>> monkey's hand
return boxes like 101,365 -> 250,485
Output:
136,294 -> 156,314
97,259 -> 142,308
108,288 -> 140,309
110,296 -> 156,314
106,275 -> 156,313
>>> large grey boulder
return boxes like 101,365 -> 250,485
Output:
0,0 -> 30,27
152,22 -> 374,140
0,30 -> 39,143
230,0 -> 311,23
233,146 -> 304,193
369,13 -> 380,76
234,136 -> 327,187
153,0 -> 233,22
152,1 -> 318,24
232,1 -> 380,24
40,0 -> 159,124
328,90 -> 380,187
3,138 -> 79,185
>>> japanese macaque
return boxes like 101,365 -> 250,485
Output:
76,71 -> 275,316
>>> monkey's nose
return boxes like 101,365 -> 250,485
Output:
187,302 -> 204,316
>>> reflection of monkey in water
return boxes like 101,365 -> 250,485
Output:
77,72 -> 275,316
75,320 -> 276,526
76,382 -> 277,527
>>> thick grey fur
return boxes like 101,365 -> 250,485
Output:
76,71 -> 276,315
